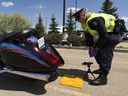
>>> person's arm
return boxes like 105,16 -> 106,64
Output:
88,17 -> 107,48
84,32 -> 94,47
88,17 -> 107,37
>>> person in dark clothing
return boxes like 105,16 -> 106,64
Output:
72,8 -> 124,85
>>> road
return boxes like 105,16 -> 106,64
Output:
0,48 -> 128,96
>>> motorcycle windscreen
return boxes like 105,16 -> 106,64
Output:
0,43 -> 51,70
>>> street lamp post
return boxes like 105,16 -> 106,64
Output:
75,0 -> 77,32
63,0 -> 66,33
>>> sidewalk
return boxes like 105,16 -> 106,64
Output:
55,45 -> 128,53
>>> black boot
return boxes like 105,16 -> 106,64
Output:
89,74 -> 107,86
92,69 -> 101,74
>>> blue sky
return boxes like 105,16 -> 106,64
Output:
0,0 -> 128,30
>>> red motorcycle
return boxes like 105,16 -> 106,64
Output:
0,31 -> 64,82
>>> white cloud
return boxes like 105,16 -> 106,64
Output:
66,7 -> 81,14
1,1 -> 14,7
121,16 -> 128,22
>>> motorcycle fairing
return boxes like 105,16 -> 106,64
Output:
0,42 -> 51,69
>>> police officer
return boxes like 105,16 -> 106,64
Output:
72,8 -> 122,85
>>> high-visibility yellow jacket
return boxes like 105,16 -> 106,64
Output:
81,13 -> 116,38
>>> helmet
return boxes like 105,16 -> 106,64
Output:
72,8 -> 87,21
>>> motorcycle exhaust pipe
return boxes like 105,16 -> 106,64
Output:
0,68 -> 50,82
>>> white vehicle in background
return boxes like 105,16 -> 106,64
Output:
122,32 -> 128,40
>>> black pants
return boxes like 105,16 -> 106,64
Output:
95,34 -> 121,76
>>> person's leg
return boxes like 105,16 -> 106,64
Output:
93,33 -> 121,73
89,34 -> 121,85
99,47 -> 113,76
89,46 -> 113,85
93,49 -> 102,74
100,34 -> 122,75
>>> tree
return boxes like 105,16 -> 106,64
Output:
49,15 -> 59,33
11,14 -> 31,32
65,9 -> 75,34
67,32 -> 84,46
46,15 -> 62,45
0,14 -> 31,35
61,9 -> 76,46
45,33 -> 62,44
0,14 -> 9,35
100,0 -> 118,18
100,0 -> 128,33
35,13 -> 45,38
